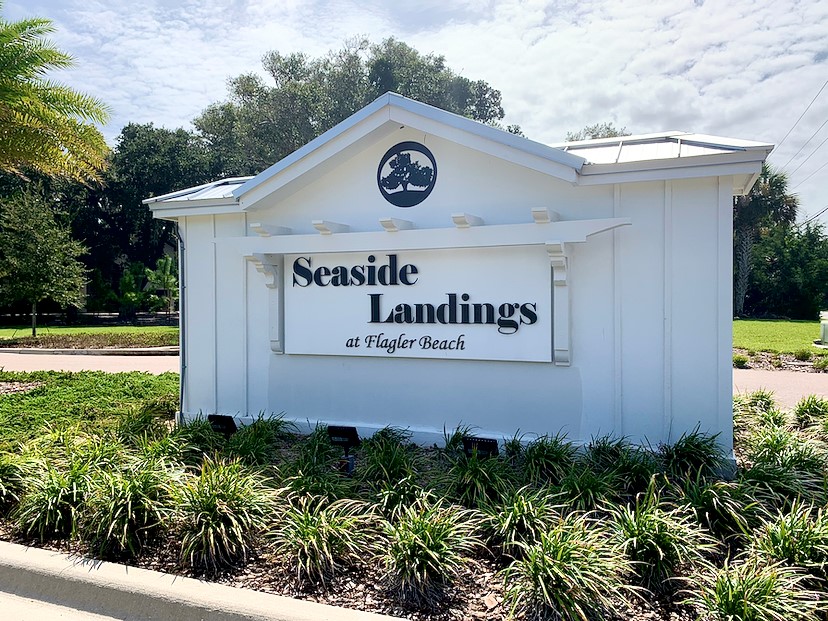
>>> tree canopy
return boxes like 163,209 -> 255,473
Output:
0,3 -> 110,182
194,38 -> 506,176
733,164 -> 799,317
565,122 -> 629,142
0,189 -> 86,334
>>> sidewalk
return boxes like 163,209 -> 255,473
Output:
733,368 -> 827,409
0,352 -> 179,374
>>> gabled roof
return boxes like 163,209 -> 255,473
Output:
146,94 -> 773,218
231,92 -> 587,210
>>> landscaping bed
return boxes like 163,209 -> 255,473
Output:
1,372 -> 828,620
0,327 -> 179,350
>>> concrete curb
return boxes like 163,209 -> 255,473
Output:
0,347 -> 179,356
0,540 -> 398,621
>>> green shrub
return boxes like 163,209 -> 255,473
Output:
481,485 -> 559,558
659,426 -> 727,479
608,445 -> 661,498
733,354 -> 750,368
357,427 -> 416,487
611,486 -> 716,593
443,450 -> 512,508
794,348 -> 813,362
381,496 -> 482,607
753,501 -> 828,578
115,404 -> 171,445
81,458 -> 177,557
583,435 -> 627,472
373,475 -> 423,518
676,473 -> 755,542
747,389 -> 777,413
520,433 -> 576,485
268,498 -> 377,584
226,414 -> 295,465
168,417 -> 225,465
0,452 -> 25,512
282,425 -> 352,502
684,556 -> 823,621
793,395 -> 828,429
554,462 -> 620,511
175,456 -> 273,571
15,458 -> 93,540
813,357 -> 828,372
503,512 -> 634,621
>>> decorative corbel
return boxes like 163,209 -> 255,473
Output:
379,217 -> 414,232
531,208 -> 561,224
246,253 -> 279,289
312,220 -> 349,235
545,242 -> 571,366
451,213 -> 483,228
248,223 -> 291,237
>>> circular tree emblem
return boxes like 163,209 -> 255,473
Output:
377,141 -> 437,208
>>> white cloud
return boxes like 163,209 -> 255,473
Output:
9,0 -> 828,220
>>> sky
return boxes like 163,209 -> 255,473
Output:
8,0 -> 828,222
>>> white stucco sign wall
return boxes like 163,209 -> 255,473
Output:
284,246 -> 552,362
147,93 -> 773,453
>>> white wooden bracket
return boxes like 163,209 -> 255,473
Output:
312,220 -> 349,235
249,223 -> 291,237
245,253 -> 284,353
546,242 -> 571,366
531,208 -> 560,224
451,213 -> 483,228
379,217 -> 414,232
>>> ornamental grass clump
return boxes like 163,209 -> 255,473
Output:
80,457 -> 178,558
381,496 -> 483,607
676,472 -> 755,542
520,432 -> 576,486
357,427 -> 417,487
268,497 -> 378,584
15,457 -> 93,540
481,485 -> 560,559
503,511 -> 635,621
283,425 -> 352,501
684,556 -> 824,621
167,417 -> 225,465
753,500 -> 828,578
226,414 -> 295,466
659,426 -> 727,479
793,395 -> 828,430
175,456 -> 273,571
0,452 -> 25,513
443,449 -> 512,508
611,484 -> 716,594
554,460 -> 621,511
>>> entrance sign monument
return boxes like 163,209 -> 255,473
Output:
147,93 -> 772,454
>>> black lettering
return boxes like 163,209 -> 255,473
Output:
520,303 -> 538,325
330,266 -> 349,286
350,265 -> 366,285
400,263 -> 418,285
313,265 -> 331,287
497,302 -> 519,335
292,256 -> 313,287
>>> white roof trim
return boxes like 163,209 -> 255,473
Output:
232,92 -> 587,207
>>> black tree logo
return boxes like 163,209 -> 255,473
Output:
377,141 -> 437,207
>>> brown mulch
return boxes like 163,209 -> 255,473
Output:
733,348 -> 827,372
0,381 -> 42,395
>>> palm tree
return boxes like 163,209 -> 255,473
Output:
733,164 -> 799,316
0,3 -> 110,182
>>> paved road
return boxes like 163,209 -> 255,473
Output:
0,591 -> 120,621
733,368 -> 827,409
0,352 -> 825,410
0,352 -> 178,374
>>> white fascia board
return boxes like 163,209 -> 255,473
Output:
388,108 -> 581,183
219,217 -> 630,256
142,177 -> 252,205
388,95 -> 586,171
580,150 -> 769,176
233,94 -> 394,204
551,131 -> 687,149
149,200 -> 241,219
576,160 -> 764,189
237,113 -> 398,210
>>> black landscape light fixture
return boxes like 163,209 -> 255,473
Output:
327,425 -> 361,475
462,435 -> 499,458
208,414 -> 238,439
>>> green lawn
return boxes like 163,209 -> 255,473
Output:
0,325 -> 177,338
733,318 -> 825,355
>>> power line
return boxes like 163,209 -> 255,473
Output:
799,203 -> 828,227
782,117 -> 828,169
788,131 -> 828,176
793,157 -> 828,189
774,77 -> 828,152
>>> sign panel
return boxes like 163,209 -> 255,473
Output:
284,245 -> 552,362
